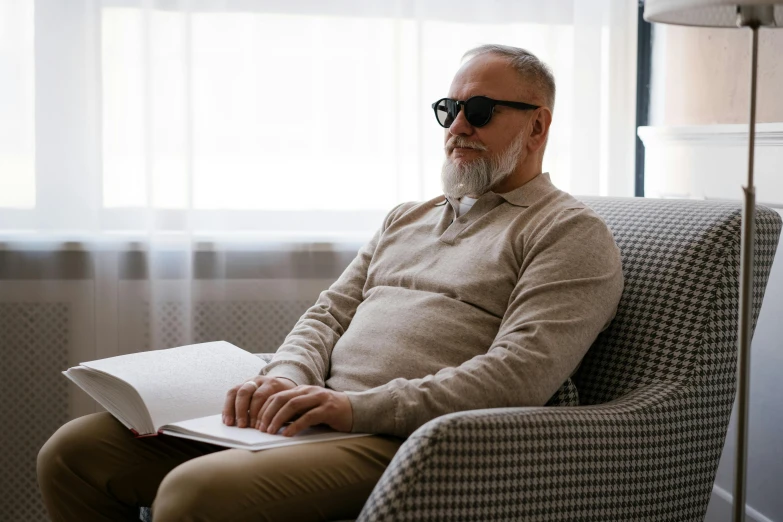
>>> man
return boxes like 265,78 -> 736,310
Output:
38,44 -> 623,522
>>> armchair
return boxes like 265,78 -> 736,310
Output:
356,197 -> 781,521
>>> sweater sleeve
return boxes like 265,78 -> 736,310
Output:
345,207 -> 625,437
259,202 -> 410,386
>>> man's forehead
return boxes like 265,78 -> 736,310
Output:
448,81 -> 513,100
448,55 -> 528,100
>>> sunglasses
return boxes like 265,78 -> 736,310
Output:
431,96 -> 540,128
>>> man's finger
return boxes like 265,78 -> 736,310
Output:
222,385 -> 240,425
248,383 -> 277,428
282,408 -> 324,437
265,394 -> 321,435
258,387 -> 305,432
258,389 -> 303,432
233,380 -> 260,428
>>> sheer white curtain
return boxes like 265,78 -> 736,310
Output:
0,0 -> 637,352
2,0 -> 637,231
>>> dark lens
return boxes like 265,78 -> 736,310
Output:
434,99 -> 454,128
464,97 -> 493,127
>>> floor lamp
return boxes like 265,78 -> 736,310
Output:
642,2 -> 782,521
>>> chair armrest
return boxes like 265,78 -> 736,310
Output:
358,382 -> 682,522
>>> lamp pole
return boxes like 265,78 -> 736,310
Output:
734,7 -> 774,521
733,21 -> 756,522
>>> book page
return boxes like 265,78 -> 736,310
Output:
161,414 -> 369,451
63,367 -> 140,430
80,341 -> 265,430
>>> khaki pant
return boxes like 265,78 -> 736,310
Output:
37,412 -> 403,522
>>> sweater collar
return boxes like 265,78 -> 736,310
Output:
434,172 -> 555,208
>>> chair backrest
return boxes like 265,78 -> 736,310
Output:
573,197 -> 781,406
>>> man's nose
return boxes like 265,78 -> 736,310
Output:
448,107 -> 474,137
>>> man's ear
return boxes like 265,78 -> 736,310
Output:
526,108 -> 553,153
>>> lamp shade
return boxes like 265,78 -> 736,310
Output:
644,0 -> 783,27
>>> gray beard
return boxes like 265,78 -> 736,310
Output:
440,132 -> 525,199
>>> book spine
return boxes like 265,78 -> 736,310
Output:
130,428 -> 159,438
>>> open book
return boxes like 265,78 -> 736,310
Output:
63,341 -> 368,451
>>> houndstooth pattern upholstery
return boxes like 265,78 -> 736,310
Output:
355,198 -> 781,522
140,199 -> 780,522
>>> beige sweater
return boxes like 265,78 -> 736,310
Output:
260,173 -> 624,438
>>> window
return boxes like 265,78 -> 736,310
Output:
0,0 -> 637,236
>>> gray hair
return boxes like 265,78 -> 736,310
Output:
462,44 -> 556,112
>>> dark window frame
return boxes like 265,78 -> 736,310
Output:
636,1 -> 653,197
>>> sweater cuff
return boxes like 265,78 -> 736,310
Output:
260,363 -> 311,387
345,387 -> 398,435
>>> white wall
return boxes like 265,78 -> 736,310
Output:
649,24 -> 783,127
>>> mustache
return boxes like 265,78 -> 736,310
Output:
445,136 -> 488,154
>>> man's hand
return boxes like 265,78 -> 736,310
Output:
258,385 -> 353,437
222,375 -> 297,429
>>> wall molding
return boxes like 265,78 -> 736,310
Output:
709,484 -> 776,522
637,123 -> 783,205
638,122 -> 783,147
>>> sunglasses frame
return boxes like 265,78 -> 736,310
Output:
431,95 -> 540,128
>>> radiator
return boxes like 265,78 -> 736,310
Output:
1,302 -> 70,522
